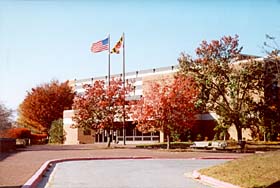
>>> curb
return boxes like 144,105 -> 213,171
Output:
190,170 -> 241,188
21,156 -> 152,188
198,157 -> 238,160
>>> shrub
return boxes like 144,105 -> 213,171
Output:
48,119 -> 65,144
136,142 -> 193,149
0,127 -> 49,144
30,133 -> 48,145
196,134 -> 202,141
0,128 -> 31,139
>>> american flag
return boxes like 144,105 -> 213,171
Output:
91,38 -> 109,53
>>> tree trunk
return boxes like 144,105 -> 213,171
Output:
107,135 -> 111,148
166,134 -> 170,150
106,129 -> 111,148
236,125 -> 242,141
235,124 -> 246,150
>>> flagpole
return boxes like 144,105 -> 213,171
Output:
122,32 -> 126,145
105,34 -> 111,145
108,34 -> 111,86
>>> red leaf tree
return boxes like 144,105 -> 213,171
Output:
72,78 -> 133,147
17,80 -> 75,133
132,74 -> 199,149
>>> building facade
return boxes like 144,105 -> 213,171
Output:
64,55 -> 278,144
63,65 -> 220,144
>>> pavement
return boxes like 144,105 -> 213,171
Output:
0,144 -> 250,188
39,159 -> 228,188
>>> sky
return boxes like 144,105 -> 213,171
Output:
0,0 -> 280,113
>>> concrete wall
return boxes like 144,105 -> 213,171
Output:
63,110 -> 96,144
63,110 -> 79,145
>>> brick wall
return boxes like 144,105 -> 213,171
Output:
142,73 -> 174,96
78,128 -> 95,144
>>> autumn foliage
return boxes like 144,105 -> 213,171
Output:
0,128 -> 31,139
179,35 -> 265,141
0,127 -> 47,141
17,80 -> 75,132
72,78 -> 133,147
132,74 -> 199,149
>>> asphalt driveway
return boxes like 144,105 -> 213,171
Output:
40,159 -> 228,188
0,144 -> 250,187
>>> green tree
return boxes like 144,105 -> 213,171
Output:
49,119 -> 65,144
179,35 -> 265,141
263,34 -> 280,140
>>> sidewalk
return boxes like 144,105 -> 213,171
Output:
0,144 -> 250,187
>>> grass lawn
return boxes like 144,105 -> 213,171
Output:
199,150 -> 280,188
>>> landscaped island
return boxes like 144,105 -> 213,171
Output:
199,150 -> 280,188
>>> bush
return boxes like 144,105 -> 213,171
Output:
48,119 -> 65,144
196,134 -> 202,141
30,133 -> 48,144
0,127 -> 48,145
136,142 -> 193,149
0,128 -> 31,139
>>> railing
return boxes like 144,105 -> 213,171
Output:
117,136 -> 159,142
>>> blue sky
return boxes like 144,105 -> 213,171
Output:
0,0 -> 280,112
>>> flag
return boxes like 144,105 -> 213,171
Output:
111,35 -> 123,54
91,38 -> 109,53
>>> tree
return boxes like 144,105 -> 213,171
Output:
263,34 -> 279,57
262,34 -> 280,140
17,80 -> 75,133
179,35 -> 265,142
0,102 -> 13,130
132,74 -> 199,149
72,78 -> 133,147
49,119 -> 65,144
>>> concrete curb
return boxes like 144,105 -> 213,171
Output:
198,157 -> 238,160
190,170 -> 241,188
21,156 -> 152,188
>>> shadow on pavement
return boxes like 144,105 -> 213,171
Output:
16,144 -> 136,152
0,151 -> 18,161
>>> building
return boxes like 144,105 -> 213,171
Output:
63,55 -> 280,144
63,65 -> 219,144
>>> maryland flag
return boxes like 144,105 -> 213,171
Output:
111,35 -> 123,54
